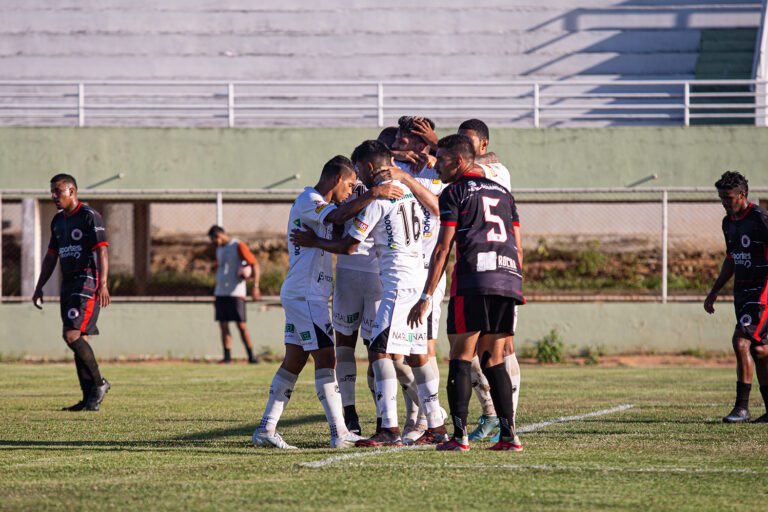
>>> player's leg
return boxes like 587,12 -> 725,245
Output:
724,329 -> 754,423
393,354 -> 423,443
750,341 -> 768,422
478,333 -> 520,451
406,352 -> 449,445
62,351 -> 92,411
438,331 -> 479,451
235,321 -> 256,363
335,332 -> 360,434
468,350 -> 498,440
366,362 -> 381,434
218,322 -> 232,364
309,344 -> 360,447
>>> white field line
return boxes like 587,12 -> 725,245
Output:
354,463 -> 756,474
300,404 -> 634,469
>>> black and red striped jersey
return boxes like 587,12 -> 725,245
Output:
722,202 -> 768,306
439,172 -> 523,302
47,202 -> 108,292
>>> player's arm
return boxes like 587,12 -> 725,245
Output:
238,242 -> 261,300
412,117 -> 439,151
376,166 -> 439,216
407,225 -> 456,328
475,152 -> 498,164
514,225 -> 523,269
324,183 -> 403,224
32,250 -> 58,308
290,229 -> 361,255
704,256 -> 734,314
97,245 -> 111,308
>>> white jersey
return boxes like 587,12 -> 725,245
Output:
348,181 -> 426,291
478,162 -> 511,192
281,187 -> 336,301
336,181 -> 378,273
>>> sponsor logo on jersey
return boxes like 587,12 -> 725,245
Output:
384,214 -> 396,248
390,193 -> 414,204
346,312 -> 360,323
733,252 -> 752,268
67,308 -> 79,320
285,323 -> 295,333
59,244 -> 83,259
354,219 -> 368,232
740,314 -> 752,326
477,251 -> 498,272
317,272 -> 333,284
71,228 -> 83,241
497,254 -> 518,271
423,209 -> 434,238
741,234 -> 751,248
432,179 -> 441,185
315,204 -> 329,214
293,219 -> 301,227
300,331 -> 312,341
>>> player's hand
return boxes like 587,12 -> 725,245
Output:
476,152 -> 499,164
98,283 -> 111,308
412,117 -> 438,150
391,149 -> 429,171
32,288 -> 44,309
373,165 -> 406,184
371,182 -> 405,201
704,291 -> 717,314
251,285 -> 261,301
289,228 -> 320,248
407,299 -> 430,329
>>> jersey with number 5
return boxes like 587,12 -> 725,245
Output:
348,181 -> 426,291
440,172 -> 523,302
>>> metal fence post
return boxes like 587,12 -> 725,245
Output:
228,83 -> 235,128
533,83 -> 540,128
661,190 -> 669,303
377,83 -> 384,128
216,192 -> 223,226
77,83 -> 85,127
683,82 -> 690,127
0,191 -> 3,302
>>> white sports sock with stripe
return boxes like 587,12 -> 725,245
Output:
315,368 -> 348,439
258,367 -> 298,434
373,358 -> 399,429
412,363 -> 443,429
336,346 -> 357,407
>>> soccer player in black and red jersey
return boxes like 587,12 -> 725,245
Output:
32,174 -> 111,411
408,134 -> 524,451
705,171 -> 768,423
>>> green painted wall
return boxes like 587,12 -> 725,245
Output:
0,301 -> 737,359
1,126 -> 767,190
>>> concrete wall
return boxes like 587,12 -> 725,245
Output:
0,301 -> 738,359
2,126 -> 768,190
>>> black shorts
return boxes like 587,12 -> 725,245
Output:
60,293 -> 100,335
214,296 -> 246,323
734,300 -> 768,345
447,295 -> 518,335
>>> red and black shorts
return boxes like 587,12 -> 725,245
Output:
735,300 -> 768,346
447,295 -> 519,336
60,292 -> 100,335
215,296 -> 246,323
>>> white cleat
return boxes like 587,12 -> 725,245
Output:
252,430 -> 298,449
402,421 -> 427,445
330,431 -> 365,449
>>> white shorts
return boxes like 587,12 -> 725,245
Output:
425,274 -> 446,340
369,288 -> 428,356
282,298 -> 334,352
332,269 -> 382,339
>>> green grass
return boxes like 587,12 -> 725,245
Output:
1,363 -> 767,511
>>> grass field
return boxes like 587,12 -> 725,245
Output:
1,362 -> 767,511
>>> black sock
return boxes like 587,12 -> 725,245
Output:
68,337 -> 101,384
446,359 -> 472,440
245,345 -> 254,361
483,362 -> 516,439
736,381 -> 751,409
74,354 -> 93,400
760,385 -> 768,414
223,348 -> 231,361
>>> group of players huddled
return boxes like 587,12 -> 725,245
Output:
253,117 -> 525,450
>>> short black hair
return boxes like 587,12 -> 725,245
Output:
397,115 -> 435,134
437,134 -> 476,161
208,225 -> 225,237
320,155 -> 356,181
715,171 -> 749,196
458,118 -> 489,142
50,173 -> 77,190
377,127 -> 398,148
351,140 -> 392,169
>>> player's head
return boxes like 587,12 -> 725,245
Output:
715,171 -> 749,215
457,119 -> 489,156
207,225 -> 228,246
50,173 -> 78,210
320,155 -> 357,203
377,126 -> 399,149
351,140 -> 392,189
392,115 -> 435,154
435,134 -> 475,183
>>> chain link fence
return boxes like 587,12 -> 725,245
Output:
2,188 -> 766,302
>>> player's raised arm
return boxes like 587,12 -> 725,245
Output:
376,165 -> 439,216
323,182 -> 403,224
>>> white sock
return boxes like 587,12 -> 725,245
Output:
336,346 -> 357,407
393,356 -> 420,426
372,358 -> 399,429
412,363 -> 443,429
471,355 -> 496,417
504,353 -> 521,424
429,355 -> 439,386
258,367 -> 298,434
366,370 -> 379,418
315,368 -> 348,439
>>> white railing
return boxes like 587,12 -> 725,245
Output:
0,79 -> 766,128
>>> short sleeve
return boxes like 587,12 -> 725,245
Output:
348,202 -> 383,242
439,183 -> 461,227
88,209 -> 109,250
47,219 -> 58,254
299,194 -> 337,225
237,242 -> 258,265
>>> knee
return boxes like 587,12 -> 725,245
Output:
63,331 -> 81,344
750,344 -> 768,360
732,336 -> 751,354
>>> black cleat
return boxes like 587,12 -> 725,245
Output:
85,378 -> 110,411
722,406 -> 751,423
61,400 -> 87,411
753,413 -> 768,423
344,406 -> 361,436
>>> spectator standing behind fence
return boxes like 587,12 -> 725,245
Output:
208,225 -> 261,364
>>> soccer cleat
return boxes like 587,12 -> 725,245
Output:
722,406 -> 751,423
487,435 -> 523,451
411,427 -> 450,445
436,437 -> 470,451
218,359 -> 232,365
85,378 -> 110,411
402,419 -> 427,445
330,431 -> 365,449
753,413 -> 768,423
248,358 -> 258,364
354,429 -> 403,447
61,400 -> 87,411
252,430 -> 298,449
468,415 -> 500,441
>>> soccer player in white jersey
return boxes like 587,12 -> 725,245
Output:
458,119 -> 522,442
253,155 -> 403,450
291,141 -> 449,447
